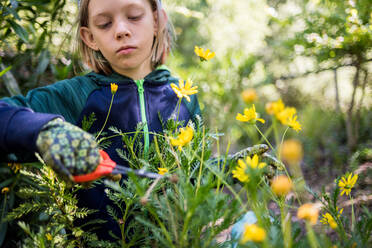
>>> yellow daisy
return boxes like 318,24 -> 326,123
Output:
170,79 -> 198,102
236,104 -> 265,124
338,173 -> 358,196
170,126 -> 194,151
158,167 -> 169,175
241,224 -> 266,243
194,46 -> 215,61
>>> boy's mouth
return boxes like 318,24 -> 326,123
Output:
117,46 -> 136,55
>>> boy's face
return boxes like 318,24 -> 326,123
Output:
81,0 -> 157,79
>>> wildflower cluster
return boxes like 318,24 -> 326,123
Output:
266,99 -> 302,132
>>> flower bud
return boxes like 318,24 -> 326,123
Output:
280,139 -> 303,165
271,175 -> 293,197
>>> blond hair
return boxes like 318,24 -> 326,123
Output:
76,0 -> 174,75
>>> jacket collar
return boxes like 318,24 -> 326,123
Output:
86,65 -> 173,85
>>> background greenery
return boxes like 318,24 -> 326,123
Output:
0,0 -> 371,246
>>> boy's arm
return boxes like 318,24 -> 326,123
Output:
0,101 -> 100,180
1,76 -> 98,124
0,101 -> 58,154
0,77 -> 100,179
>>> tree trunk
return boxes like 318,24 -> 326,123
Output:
333,68 -> 341,112
345,65 -> 360,152
354,69 -> 369,144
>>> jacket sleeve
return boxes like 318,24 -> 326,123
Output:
0,76 -> 98,158
0,101 -> 59,154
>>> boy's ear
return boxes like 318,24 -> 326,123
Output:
154,9 -> 168,34
80,27 -> 99,51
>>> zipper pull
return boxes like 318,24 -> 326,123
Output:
135,79 -> 145,93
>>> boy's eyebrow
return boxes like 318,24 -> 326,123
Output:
92,3 -> 145,19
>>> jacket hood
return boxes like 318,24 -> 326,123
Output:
85,65 -> 175,86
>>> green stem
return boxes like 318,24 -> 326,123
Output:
350,195 -> 355,232
153,136 -> 167,169
255,124 -> 275,151
120,203 -> 131,247
205,162 -> 247,210
146,205 -> 176,248
196,127 -> 205,195
278,127 -> 289,161
96,94 -> 115,140
280,201 -> 292,248
258,125 -> 274,144
273,118 -> 280,151
216,139 -> 231,194
305,222 -> 319,248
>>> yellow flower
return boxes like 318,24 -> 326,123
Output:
297,203 -> 319,225
232,154 -> 266,183
276,107 -> 297,125
46,233 -> 52,241
338,173 -> 358,196
110,83 -> 118,94
241,89 -> 257,103
8,163 -> 21,173
266,99 -> 285,115
170,79 -> 198,102
232,160 -> 250,183
194,46 -> 215,61
241,224 -> 266,243
288,115 -> 302,132
244,154 -> 267,169
236,104 -> 265,124
170,126 -> 194,151
320,208 -> 343,230
280,139 -> 303,165
158,167 -> 168,175
1,187 -> 9,194
271,175 -> 293,197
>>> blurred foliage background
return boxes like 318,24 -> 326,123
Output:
0,0 -> 371,184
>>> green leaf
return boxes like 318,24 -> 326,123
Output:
0,66 -> 11,78
32,49 -> 50,80
7,19 -> 29,43
0,178 -> 13,188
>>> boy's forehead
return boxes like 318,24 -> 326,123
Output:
78,0 -> 160,8
88,0 -> 149,16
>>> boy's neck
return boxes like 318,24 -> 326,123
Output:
111,63 -> 153,80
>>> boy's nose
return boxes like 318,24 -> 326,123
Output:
115,22 -> 131,40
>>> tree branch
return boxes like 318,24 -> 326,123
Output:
277,58 -> 372,81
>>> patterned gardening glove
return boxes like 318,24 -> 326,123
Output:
228,144 -> 285,180
36,118 -> 101,181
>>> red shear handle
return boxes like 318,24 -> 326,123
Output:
73,150 -> 116,183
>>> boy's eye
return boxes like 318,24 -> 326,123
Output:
97,22 -> 112,29
128,15 -> 142,21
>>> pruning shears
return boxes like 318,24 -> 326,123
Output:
73,150 -> 163,183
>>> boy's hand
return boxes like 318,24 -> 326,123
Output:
36,118 -> 101,181
229,144 -> 285,179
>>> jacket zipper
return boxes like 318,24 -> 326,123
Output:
134,79 -> 149,156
